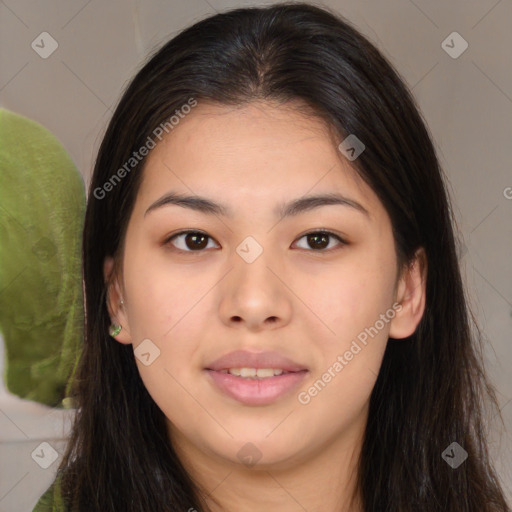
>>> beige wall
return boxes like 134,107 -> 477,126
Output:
1,0 -> 510,510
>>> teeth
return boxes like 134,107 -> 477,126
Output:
219,368 -> 286,378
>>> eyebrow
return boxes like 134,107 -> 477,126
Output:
144,191 -> 370,219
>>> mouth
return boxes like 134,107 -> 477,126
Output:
204,367 -> 309,406
207,367 -> 304,378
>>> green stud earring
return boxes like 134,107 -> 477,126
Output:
109,324 -> 122,337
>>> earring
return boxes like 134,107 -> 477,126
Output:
119,299 -> 124,307
109,324 -> 122,337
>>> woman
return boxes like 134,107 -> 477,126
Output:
34,2 -> 510,511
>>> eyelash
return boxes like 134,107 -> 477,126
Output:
163,229 -> 347,254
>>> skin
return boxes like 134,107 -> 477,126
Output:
105,100 -> 427,512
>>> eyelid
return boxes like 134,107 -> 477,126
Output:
163,228 -> 348,252
162,229 -> 219,250
292,229 -> 347,251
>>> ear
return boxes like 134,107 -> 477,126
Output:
104,256 -> 133,344
388,247 -> 427,339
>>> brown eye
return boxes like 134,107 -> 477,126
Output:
294,231 -> 346,251
165,231 -> 219,252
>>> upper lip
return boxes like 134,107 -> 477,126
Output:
205,350 -> 308,372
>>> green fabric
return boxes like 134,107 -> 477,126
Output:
0,108 -> 85,407
32,475 -> 64,512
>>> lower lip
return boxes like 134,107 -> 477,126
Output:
205,369 -> 309,406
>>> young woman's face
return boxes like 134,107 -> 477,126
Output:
107,100 -> 423,476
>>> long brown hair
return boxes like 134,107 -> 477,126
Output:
56,3 -> 509,510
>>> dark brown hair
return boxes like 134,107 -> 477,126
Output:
55,2 -> 509,510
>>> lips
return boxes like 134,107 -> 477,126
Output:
205,349 -> 308,373
205,369 -> 308,406
204,349 -> 309,405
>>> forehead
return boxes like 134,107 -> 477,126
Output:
136,100 -> 380,217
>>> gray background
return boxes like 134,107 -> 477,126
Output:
0,0 -> 511,510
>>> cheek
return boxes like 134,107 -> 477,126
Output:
294,273 -> 393,439
122,247 -> 206,341
122,248 -> 212,383
128,298 -> 206,430
292,248 -> 395,412
299,252 -> 397,347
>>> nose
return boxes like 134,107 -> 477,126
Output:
218,248 -> 293,332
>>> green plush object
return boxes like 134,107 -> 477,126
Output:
0,108 -> 85,408
32,474 -> 64,512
